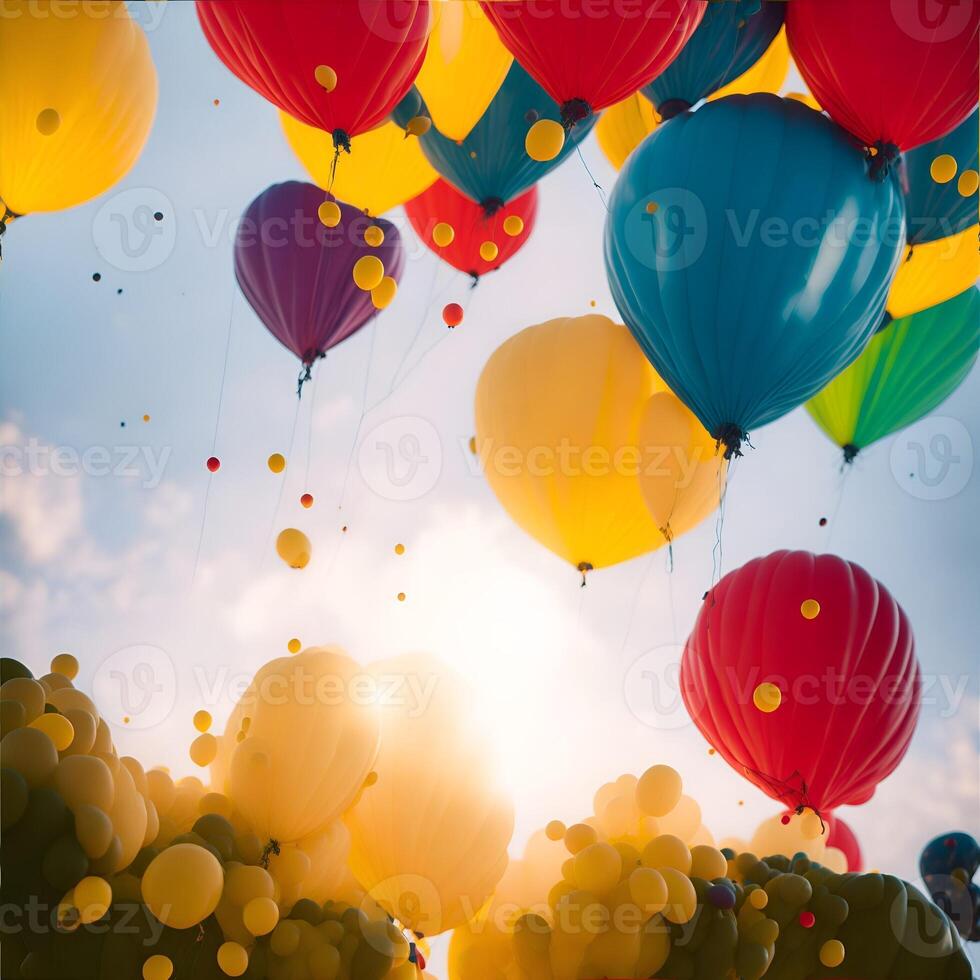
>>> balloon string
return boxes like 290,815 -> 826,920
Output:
575,144 -> 609,212
709,457 -> 733,597
740,764 -> 826,833
304,368 -> 319,492
825,461 -> 853,551
619,552 -> 657,656
192,290 -> 237,584
260,394 -> 304,570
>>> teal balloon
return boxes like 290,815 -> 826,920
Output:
807,288 -> 979,459
903,108 -> 978,245
393,60 -> 596,210
604,94 -> 905,456
643,0 -> 784,118
1,658 -> 32,684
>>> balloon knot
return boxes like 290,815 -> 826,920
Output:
469,272 -> 480,289
842,444 -> 860,465
658,98 -> 692,122
332,129 -> 352,154
481,197 -> 505,217
260,838 -> 281,869
868,141 -> 900,182
560,99 -> 592,129
296,353 -> 325,398
714,423 -> 747,460
577,561 -> 593,587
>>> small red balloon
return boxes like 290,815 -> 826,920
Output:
300,493 -> 314,509
780,814 -> 791,826
443,303 -> 464,328
799,911 -> 815,929
206,456 -> 221,473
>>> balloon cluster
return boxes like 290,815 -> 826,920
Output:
920,832 -> 980,943
449,763 -> 973,979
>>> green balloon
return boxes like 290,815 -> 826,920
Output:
1,768 -> 28,830
191,814 -> 234,861
41,835 -> 89,891
1,659 -> 33,684
289,898 -> 322,925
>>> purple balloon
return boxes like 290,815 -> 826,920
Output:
234,181 -> 404,387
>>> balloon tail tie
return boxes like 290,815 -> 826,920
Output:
327,130 -> 352,190
577,561 -> 593,587
0,202 -> 21,261
868,141 -> 900,182
260,838 -> 281,869
842,443 -> 859,466
560,98 -> 592,130
296,353 -> 325,398
714,423 -> 748,460
469,273 -> 480,290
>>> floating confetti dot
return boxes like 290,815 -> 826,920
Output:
143,414 -> 150,422
300,493 -> 314,508
406,115 -> 431,136
799,911 -> 815,929
287,638 -> 301,654
590,300 -> 597,307
206,456 -> 220,473
363,225 -> 385,247
353,255 -> 384,291
502,215 -> 524,237
314,65 -> 337,92
958,169 -> 978,197
819,516 -> 827,526
36,107 -> 61,135
545,820 -> 566,841
432,222 -> 455,247
153,211 -> 163,222
318,200 -> 341,228
753,682 -> 782,714
524,109 -> 539,124
479,240 -> 498,262
800,598 -> 821,619
123,716 -> 130,725
819,940 -> 845,967
213,99 -> 220,106
267,453 -> 286,474
397,592 -> 406,602
443,303 -> 464,328
930,153 -> 957,184
394,543 -> 405,555
120,421 -> 126,428
469,150 -> 477,159
707,748 -> 715,756
117,288 -> 124,295
468,436 -> 477,454
780,814 -> 791,825
646,201 -> 659,214
341,525 -> 348,533
193,710 -> 212,733
92,273 -> 102,282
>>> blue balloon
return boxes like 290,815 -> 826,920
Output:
643,0 -> 784,119
920,832 -> 980,881
604,94 -> 905,456
393,61 -> 597,211
903,108 -> 978,246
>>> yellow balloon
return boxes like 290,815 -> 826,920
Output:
314,65 -> 337,92
285,821 -> 352,904
282,113 -> 436,217
190,733 -> 218,767
635,765 -> 682,818
275,527 -> 311,569
1,727 -> 59,787
930,154 -> 958,184
596,93 -> 659,171
267,454 -> 286,474
317,200 -> 341,228
820,939 -> 846,968
525,118 -> 565,162
60,709 -> 96,757
141,843 -> 224,929
142,955 -> 173,980
371,275 -> 398,310
636,390 -> 725,543
888,225 -> 979,320
406,114 -> 432,137
503,214 -> 525,237
753,682 -> 782,714
242,896 -> 279,936
659,867 -> 697,924
0,1 -> 157,215
29,713 -> 75,751
415,0 -> 513,142
73,876 -> 112,924
641,835 -> 692,875
352,255 -> 384,291
750,813 -> 827,863
55,754 -> 114,813
474,314 -> 666,571
1,677 -> 45,723
711,27 -> 790,100
346,654 -> 513,936
218,647 -> 380,843
50,653 -> 79,680
217,941 -> 249,977
479,240 -> 499,262
223,863 -> 275,908
75,805 -> 114,859
363,225 -> 385,247
107,764 -> 148,872
432,221 -> 455,247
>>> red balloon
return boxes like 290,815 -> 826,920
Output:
206,456 -> 221,473
680,551 -> 921,814
826,813 -> 863,872
404,178 -> 537,282
197,1 -> 430,145
442,303 -> 464,329
481,0 -> 705,122
787,0 -> 979,159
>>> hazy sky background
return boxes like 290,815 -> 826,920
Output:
1,3 -> 978,973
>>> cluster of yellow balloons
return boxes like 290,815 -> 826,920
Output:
474,314 -> 726,577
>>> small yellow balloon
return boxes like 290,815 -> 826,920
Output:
525,118 -> 565,162
503,215 -> 524,237
267,453 -> 286,474
276,528 -> 312,569
141,844 -> 224,929
371,275 -> 398,310
51,653 -> 79,680
479,240 -> 499,262
309,944 -> 341,979
636,765 -> 683,817
930,153 -> 958,184
660,868 -> 697,924
545,819 -> 566,841
629,867 -> 668,913
958,169 -> 978,196
564,823 -> 597,855
142,955 -> 173,980
193,709 -> 212,733
217,941 -> 249,977
243,896 -> 279,936
317,200 -> 341,228
364,225 -> 385,247
753,682 -> 782,714
432,222 -> 455,247
190,733 -> 218,767
748,887 -> 768,909
800,808 -> 825,840
819,939 -> 846,967
800,598 -> 821,620
314,65 -> 337,92
642,835 -> 692,875
270,919 -> 301,956
28,713 -> 75,752
406,115 -> 432,136
353,255 -> 385,291
74,876 -> 112,924
287,638 -> 302,654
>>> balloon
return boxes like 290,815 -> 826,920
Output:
786,0 -> 979,164
415,0 -> 513,141
28,713 -> 74,752
807,289 -> 979,462
473,314 -> 666,573
142,843 -> 224,929
605,95 -> 905,457
887,224 -> 979,320
196,1 -> 430,146
826,814 -> 863,873
50,653 -> 79,680
903,109 -> 979,245
712,25 -> 790,101
643,0 -> 784,118
346,654 -> 513,936
0,1 -> 156,217
281,114 -> 437,217
235,182 -> 404,388
395,60 -> 597,209
405,179 -> 537,281
217,942 -> 248,977
1,727 -> 59,787
219,647 -> 380,843
681,551 -> 921,813
480,0 -> 705,122
596,95 -> 659,172
1,678 -> 45,723
275,528 -> 311,569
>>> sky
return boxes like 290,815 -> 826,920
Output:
1,3 -> 978,974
